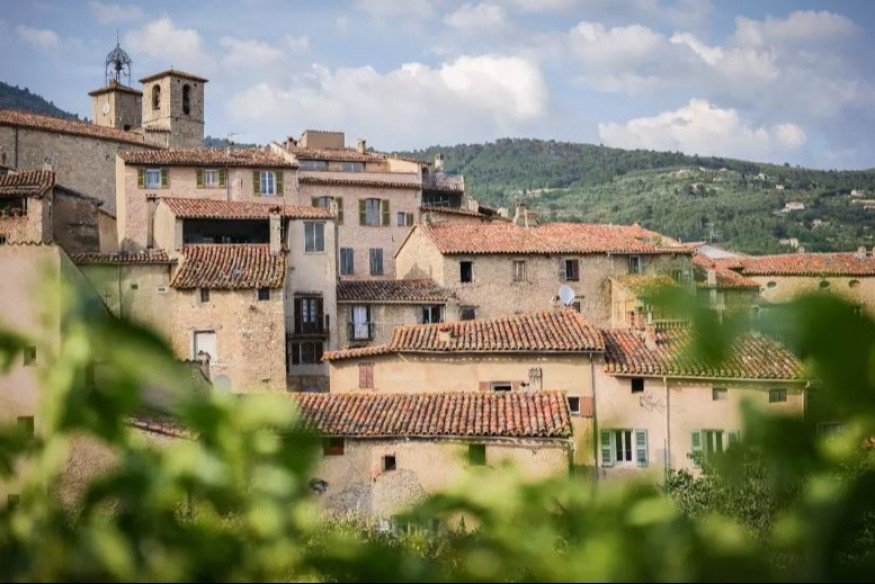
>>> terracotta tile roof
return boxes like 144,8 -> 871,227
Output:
420,206 -> 500,219
171,244 -> 285,289
603,327 -> 804,380
0,170 -> 54,198
324,309 -> 604,360
321,345 -> 396,361
716,253 -> 875,277
70,249 -> 175,265
298,176 -> 418,189
291,147 -> 385,162
416,222 -> 687,255
693,254 -> 760,289
0,108 -> 162,148
337,279 -> 452,304
292,391 -> 573,438
127,414 -> 193,439
160,197 -> 332,220
119,148 -> 295,168
139,69 -> 209,83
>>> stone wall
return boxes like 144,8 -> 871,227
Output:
337,302 -> 455,348
98,210 -> 118,253
394,226 -> 447,283
753,275 -> 875,314
140,75 -> 205,149
53,189 -> 100,253
0,196 -> 49,243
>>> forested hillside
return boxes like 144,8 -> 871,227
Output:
405,139 -> 875,254
0,81 -> 80,120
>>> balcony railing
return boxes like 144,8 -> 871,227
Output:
347,322 -> 376,342
287,315 -> 330,337
422,173 -> 464,192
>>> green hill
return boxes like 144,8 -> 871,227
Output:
0,80 -> 80,120
403,139 -> 875,254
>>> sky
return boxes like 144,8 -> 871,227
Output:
1,0 -> 874,169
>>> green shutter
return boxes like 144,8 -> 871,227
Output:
382,199 -> 390,226
276,171 -> 284,195
218,168 -> 227,187
359,199 -> 367,225
336,197 -> 344,224
253,170 -> 260,194
691,430 -> 703,467
137,168 -> 145,188
160,168 -> 169,188
196,169 -> 204,188
600,430 -> 614,468
635,429 -> 648,467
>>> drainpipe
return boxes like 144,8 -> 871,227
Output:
590,357 -> 600,485
663,375 -> 670,483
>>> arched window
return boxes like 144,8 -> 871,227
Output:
151,85 -> 161,110
182,84 -> 191,115
849,279 -> 860,289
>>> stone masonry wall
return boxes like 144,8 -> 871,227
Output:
0,196 -> 49,243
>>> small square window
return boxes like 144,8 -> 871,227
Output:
460,261 -> 473,283
460,306 -> 476,321
563,259 -> 580,281
323,437 -> 344,456
468,444 -> 486,466
769,388 -> 788,403
144,168 -> 162,188
130,282 -> 139,290
629,256 -> 642,274
513,260 -> 527,282
0,234 -> 7,245
258,288 -> 270,301
199,288 -> 210,303
712,387 -> 728,401
631,378 -> 644,393
17,416 -> 34,438
23,346 -> 36,366
383,455 -> 397,471
491,382 -> 512,392
568,396 -> 581,415
203,169 -> 219,187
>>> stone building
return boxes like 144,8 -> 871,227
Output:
336,279 -> 456,348
692,253 -> 760,315
394,209 -> 693,327
138,69 -> 207,149
324,309 -> 602,464
294,391 -> 573,518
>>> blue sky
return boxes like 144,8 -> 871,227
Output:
1,0 -> 874,169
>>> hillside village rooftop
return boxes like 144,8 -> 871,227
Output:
160,198 -> 332,220
171,244 -> 285,290
118,147 -> 296,168
716,252 -> 875,276
0,108 -> 162,148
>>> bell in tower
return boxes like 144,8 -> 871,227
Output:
88,37 -> 142,131
105,38 -> 133,85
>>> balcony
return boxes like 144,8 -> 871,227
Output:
422,172 -> 464,192
287,314 -> 330,337
347,321 -> 376,342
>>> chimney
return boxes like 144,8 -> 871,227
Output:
512,203 -> 538,227
706,267 -> 718,287
357,138 -> 367,154
269,210 -> 282,253
434,153 -> 445,172
856,246 -> 867,259
643,324 -> 658,351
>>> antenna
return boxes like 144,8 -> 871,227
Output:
558,285 -> 575,306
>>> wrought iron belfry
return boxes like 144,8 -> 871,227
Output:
104,33 -> 132,85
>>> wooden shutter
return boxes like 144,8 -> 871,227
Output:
559,259 -> 567,281
293,297 -> 302,334
478,381 -> 490,392
635,429 -> 649,467
160,168 -> 169,188
218,168 -> 227,187
600,430 -> 614,467
382,199 -> 390,226
359,199 -> 367,225
253,170 -> 260,194
691,430 -> 703,467
276,171 -> 284,195
316,297 -> 324,332
336,197 -> 344,224
196,169 -> 204,188
137,168 -> 145,188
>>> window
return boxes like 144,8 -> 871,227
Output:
17,416 -> 34,438
369,248 -> 384,275
360,198 -> 389,226
396,212 -> 414,227
468,444 -> 486,466
350,305 -> 372,341
513,260 -> 527,282
300,160 -> 328,171
631,378 -> 644,393
23,346 -> 36,366
151,85 -> 160,110
460,261 -> 473,283
305,222 -> 325,252
199,288 -> 210,303
460,306 -> 476,321
294,297 -> 323,334
691,429 -> 740,463
340,162 -> 364,172
258,288 -> 270,301
561,258 -> 580,281
383,455 -> 397,472
313,195 -> 344,223
290,341 -> 324,365
600,429 -> 648,467
359,362 -> 375,389
628,256 -> 643,274
491,382 -> 512,392
0,235 -> 7,245
769,388 -> 788,403
322,437 -> 344,456
568,396 -> 581,415
182,84 -> 191,115
254,170 -> 281,196
193,331 -> 217,362
422,305 -> 443,324
202,169 -> 219,188
849,280 -> 861,288
819,280 -> 830,289
144,168 -> 162,188
712,387 -> 728,401
766,281 -> 777,289
340,248 -> 355,275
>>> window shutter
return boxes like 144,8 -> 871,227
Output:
367,364 -> 374,389
359,364 -> 368,388
160,168 -> 169,188
691,430 -> 703,467
635,429 -> 649,467
359,199 -> 367,225
218,168 -> 227,187
294,297 -> 302,333
559,259 -> 567,281
316,297 -> 324,331
336,197 -> 344,224
276,171 -> 284,195
253,170 -> 260,194
727,430 -> 741,447
311,197 -> 319,207
196,169 -> 204,188
382,199 -> 390,226
600,430 -> 614,467
478,381 -> 490,392
137,168 -> 145,188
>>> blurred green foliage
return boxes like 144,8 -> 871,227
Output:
2,284 -> 875,581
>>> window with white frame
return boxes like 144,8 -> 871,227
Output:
421,305 -> 442,324
203,169 -> 219,187
259,170 -> 276,195
600,428 -> 648,467
364,198 -> 382,226
144,168 -> 162,188
691,429 -> 740,464
396,212 -> 414,227
628,256 -> 643,274
304,222 -> 325,252
512,260 -> 527,282
769,388 -> 788,403
340,162 -> 365,172
350,305 -> 372,340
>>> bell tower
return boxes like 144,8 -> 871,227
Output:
88,40 -> 142,131
139,69 -> 207,148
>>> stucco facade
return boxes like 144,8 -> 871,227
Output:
336,302 -> 455,348
753,275 -> 875,313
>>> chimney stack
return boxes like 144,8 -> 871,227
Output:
643,324 -> 658,351
434,153 -> 445,172
357,138 -> 367,154
269,210 -> 282,253
512,203 -> 538,227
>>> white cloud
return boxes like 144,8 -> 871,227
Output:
226,54 -> 547,149
507,0 -> 574,12
353,0 -> 437,21
125,18 -> 215,73
444,3 -> 508,34
284,35 -> 309,52
88,1 -> 143,25
734,10 -> 858,47
220,37 -> 283,70
598,99 -> 806,162
17,25 -> 61,51
568,21 -> 664,70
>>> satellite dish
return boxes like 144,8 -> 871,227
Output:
558,285 -> 575,306
213,375 -> 232,394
